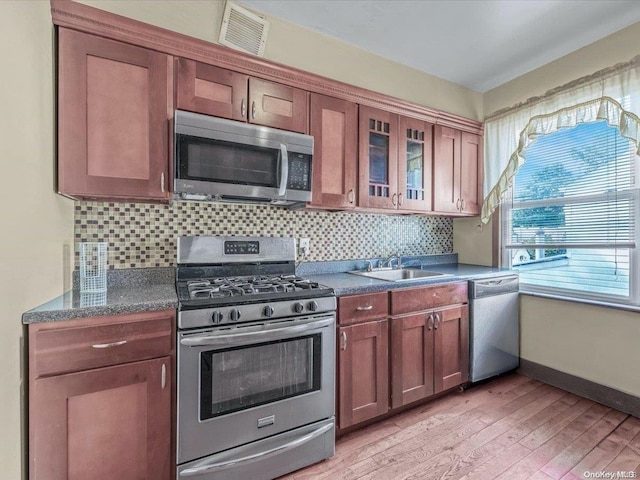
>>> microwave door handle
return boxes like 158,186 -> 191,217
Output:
277,143 -> 288,197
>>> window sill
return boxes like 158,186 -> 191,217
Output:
520,290 -> 640,314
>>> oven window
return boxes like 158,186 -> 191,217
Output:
200,334 -> 321,420
177,134 -> 279,187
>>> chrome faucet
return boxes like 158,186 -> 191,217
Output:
365,260 -> 376,272
381,253 -> 402,269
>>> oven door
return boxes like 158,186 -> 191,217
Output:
177,314 -> 335,465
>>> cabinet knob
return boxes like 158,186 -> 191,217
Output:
398,193 -> 404,206
434,312 -> 441,329
392,193 -> 398,207
456,198 -> 461,211
427,314 -> 434,331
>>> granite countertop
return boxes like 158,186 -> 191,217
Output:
22,269 -> 178,324
305,263 -> 511,296
22,261 -> 512,324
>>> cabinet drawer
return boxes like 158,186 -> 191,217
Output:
390,282 -> 467,315
338,292 -> 389,325
29,310 -> 175,378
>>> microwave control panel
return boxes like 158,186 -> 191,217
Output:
287,154 -> 312,191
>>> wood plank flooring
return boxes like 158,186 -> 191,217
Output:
282,373 -> 640,480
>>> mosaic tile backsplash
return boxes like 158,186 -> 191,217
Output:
74,201 -> 453,269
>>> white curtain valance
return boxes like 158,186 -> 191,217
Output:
481,57 -> 640,224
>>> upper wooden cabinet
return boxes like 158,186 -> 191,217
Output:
57,28 -> 172,201
309,94 -> 358,209
398,116 -> 433,212
433,125 -> 483,215
358,106 -> 399,209
176,59 -> 308,133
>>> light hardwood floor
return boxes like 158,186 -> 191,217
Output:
283,373 -> 640,480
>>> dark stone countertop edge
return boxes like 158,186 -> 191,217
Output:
22,284 -> 178,324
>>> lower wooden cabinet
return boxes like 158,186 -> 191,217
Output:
30,357 -> 171,480
338,319 -> 389,429
28,310 -> 175,480
434,304 -> 469,393
391,313 -> 434,409
338,284 -> 470,431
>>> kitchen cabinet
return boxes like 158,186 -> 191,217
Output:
28,310 -> 175,480
359,107 -> 434,212
398,116 -> 434,212
358,106 -> 399,209
337,292 -> 389,429
176,58 -> 308,133
433,126 -> 483,215
57,28 -> 172,201
390,282 -> 469,409
309,94 -> 358,209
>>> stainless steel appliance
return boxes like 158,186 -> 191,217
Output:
469,274 -> 520,383
176,236 -> 336,480
174,111 -> 313,205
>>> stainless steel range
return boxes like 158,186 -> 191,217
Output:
176,236 -> 336,480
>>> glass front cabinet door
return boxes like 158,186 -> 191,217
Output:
358,106 -> 399,209
398,116 -> 433,212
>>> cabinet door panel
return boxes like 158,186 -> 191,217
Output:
398,116 -> 433,212
249,78 -> 308,133
358,106 -> 399,209
338,320 -> 389,428
58,28 -> 170,200
309,94 -> 358,208
460,132 -> 483,215
434,305 -> 469,393
176,58 -> 248,121
30,357 -> 171,480
391,314 -> 434,408
433,125 -> 461,213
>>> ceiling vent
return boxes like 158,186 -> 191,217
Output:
219,1 -> 270,57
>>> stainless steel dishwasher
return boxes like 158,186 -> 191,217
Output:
469,275 -> 519,383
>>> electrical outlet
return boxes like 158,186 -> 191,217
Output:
299,238 -> 310,257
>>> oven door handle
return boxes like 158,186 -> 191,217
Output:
179,316 -> 334,347
178,422 -> 334,477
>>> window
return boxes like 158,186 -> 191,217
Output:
502,120 -> 639,303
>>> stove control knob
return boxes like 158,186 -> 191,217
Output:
229,309 -> 241,322
293,302 -> 305,314
307,301 -> 319,312
263,306 -> 275,317
211,311 -> 224,324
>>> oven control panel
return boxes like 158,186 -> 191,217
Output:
224,240 -> 260,255
178,296 -> 337,329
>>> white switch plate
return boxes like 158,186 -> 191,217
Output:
299,238 -> 310,257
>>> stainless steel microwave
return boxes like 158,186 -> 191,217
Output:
174,110 -> 313,206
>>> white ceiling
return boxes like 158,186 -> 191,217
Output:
239,0 -> 640,92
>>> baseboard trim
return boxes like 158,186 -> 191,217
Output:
518,359 -> 640,418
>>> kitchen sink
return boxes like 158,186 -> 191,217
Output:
348,267 -> 451,282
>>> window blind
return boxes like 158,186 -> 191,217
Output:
505,120 -> 637,251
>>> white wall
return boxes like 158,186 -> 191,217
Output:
0,2 -> 75,479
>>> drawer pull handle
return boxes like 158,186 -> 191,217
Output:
356,305 -> 373,311
92,340 -> 127,349
341,331 -> 347,351
161,364 -> 167,389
